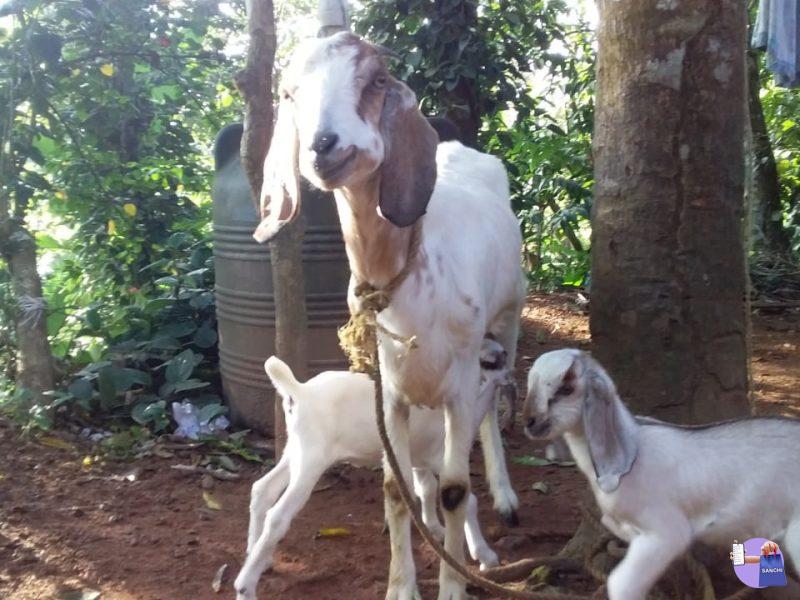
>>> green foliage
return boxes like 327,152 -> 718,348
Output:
760,71 -> 800,254
0,0 -> 244,431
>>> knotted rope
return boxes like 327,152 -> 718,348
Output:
338,225 -> 588,600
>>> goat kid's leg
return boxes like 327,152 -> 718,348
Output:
234,453 -> 327,600
247,455 -> 290,551
606,524 -> 691,600
479,409 -> 519,526
464,492 -> 499,571
438,395 -> 477,600
413,468 -> 445,542
383,396 -> 420,600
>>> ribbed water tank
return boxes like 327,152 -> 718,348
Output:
211,124 -> 350,433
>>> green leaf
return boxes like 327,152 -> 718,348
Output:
193,325 -> 217,348
47,310 -> 67,336
67,378 -> 94,402
97,367 -> 117,408
172,378 -> 210,393
165,349 -> 199,383
37,234 -> 62,249
197,402 -> 226,424
159,321 -> 197,338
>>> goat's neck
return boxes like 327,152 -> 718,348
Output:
562,430 -> 597,485
334,176 -> 415,289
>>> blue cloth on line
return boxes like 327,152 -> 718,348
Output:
752,0 -> 800,88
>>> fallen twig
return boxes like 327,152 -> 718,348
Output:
482,557 -> 583,584
171,464 -> 240,481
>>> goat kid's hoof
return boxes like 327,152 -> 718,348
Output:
385,584 -> 421,600
477,549 -> 500,571
500,509 -> 519,527
436,580 -> 469,600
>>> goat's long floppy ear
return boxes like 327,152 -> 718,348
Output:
253,97 -> 301,243
377,81 -> 438,227
582,363 -> 638,493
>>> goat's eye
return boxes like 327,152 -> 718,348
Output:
373,74 -> 387,89
556,384 -> 574,396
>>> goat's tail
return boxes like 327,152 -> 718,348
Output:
264,355 -> 303,400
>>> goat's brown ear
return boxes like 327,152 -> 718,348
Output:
253,96 -> 301,243
377,80 -> 438,227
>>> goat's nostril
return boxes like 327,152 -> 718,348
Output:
311,131 -> 339,155
526,418 -> 536,430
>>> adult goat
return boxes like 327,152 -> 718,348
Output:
252,32 -> 525,600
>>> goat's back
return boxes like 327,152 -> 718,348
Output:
614,417 -> 800,544
289,370 -> 446,470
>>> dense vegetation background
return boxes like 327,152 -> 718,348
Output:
1,0 -> 797,437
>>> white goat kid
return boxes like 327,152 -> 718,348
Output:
234,348 -> 511,600
523,349 -> 800,600
252,32 -> 525,600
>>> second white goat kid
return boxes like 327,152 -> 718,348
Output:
523,348 -> 800,600
235,345 -> 513,599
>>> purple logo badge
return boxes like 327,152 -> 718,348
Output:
731,538 -> 788,588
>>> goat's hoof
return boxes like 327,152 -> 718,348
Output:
500,509 -> 519,527
477,549 -> 500,571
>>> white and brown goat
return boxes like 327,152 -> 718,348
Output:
251,32 -> 525,600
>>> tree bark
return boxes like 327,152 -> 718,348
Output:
746,50 -> 792,258
0,223 -> 56,408
590,0 -> 751,424
236,0 -> 308,458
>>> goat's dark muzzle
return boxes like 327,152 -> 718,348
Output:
313,146 -> 357,184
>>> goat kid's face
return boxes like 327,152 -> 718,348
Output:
254,32 -> 439,242
522,350 -> 585,440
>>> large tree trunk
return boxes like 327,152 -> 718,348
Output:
236,0 -> 307,458
0,223 -> 55,408
746,50 -> 793,257
590,0 -> 751,424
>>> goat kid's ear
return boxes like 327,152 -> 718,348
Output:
377,80 -> 438,227
253,95 -> 301,243
582,366 -> 637,493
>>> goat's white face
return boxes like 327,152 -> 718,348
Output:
284,34 -> 393,189
253,32 -> 439,243
523,349 -> 586,440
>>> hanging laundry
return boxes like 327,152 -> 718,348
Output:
752,0 -> 800,87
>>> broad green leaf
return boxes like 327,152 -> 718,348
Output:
165,349 -> 199,383
193,325 -> 217,348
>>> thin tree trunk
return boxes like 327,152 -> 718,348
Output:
746,50 -> 792,257
236,0 -> 307,458
0,223 -> 55,408
591,0 -> 751,424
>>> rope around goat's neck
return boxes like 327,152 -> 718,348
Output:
338,223 -> 589,600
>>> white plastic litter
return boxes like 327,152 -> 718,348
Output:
171,401 -> 230,439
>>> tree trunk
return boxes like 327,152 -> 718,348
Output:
590,0 -> 751,424
746,50 -> 792,257
236,0 -> 307,458
0,223 -> 55,408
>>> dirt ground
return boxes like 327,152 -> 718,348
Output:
1,294 -> 799,600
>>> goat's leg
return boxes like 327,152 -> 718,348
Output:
478,409 -> 519,525
783,513 -> 800,579
234,453 -> 327,600
413,468 -> 445,542
247,455 -> 290,552
606,523 -> 691,600
482,306 -> 522,525
383,394 -> 420,600
464,491 -> 499,571
438,382 -> 479,600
